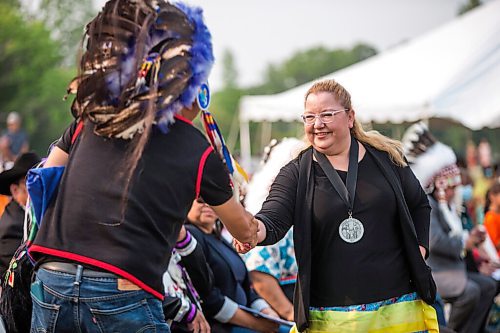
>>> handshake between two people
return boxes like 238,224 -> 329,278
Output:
233,217 -> 264,254
208,197 -> 265,254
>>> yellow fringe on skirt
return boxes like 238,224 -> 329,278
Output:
290,293 -> 438,333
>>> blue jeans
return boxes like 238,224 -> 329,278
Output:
31,266 -> 170,333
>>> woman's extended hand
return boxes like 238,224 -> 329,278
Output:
233,217 -> 261,253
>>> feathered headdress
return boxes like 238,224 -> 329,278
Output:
67,0 -> 214,139
403,122 -> 464,239
402,122 -> 461,195
244,138 -> 307,214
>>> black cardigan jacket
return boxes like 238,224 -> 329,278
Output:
257,145 -> 436,332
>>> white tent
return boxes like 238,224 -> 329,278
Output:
238,0 -> 500,168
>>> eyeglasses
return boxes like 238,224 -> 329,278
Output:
300,109 -> 349,125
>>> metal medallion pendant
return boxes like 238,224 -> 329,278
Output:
339,217 -> 364,243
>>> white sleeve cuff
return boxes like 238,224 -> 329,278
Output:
176,235 -> 198,257
250,298 -> 270,312
213,296 -> 239,323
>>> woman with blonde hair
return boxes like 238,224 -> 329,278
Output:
236,79 -> 438,332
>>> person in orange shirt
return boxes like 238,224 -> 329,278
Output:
484,182 -> 500,256
0,194 -> 10,217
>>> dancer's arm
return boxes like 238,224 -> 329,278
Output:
44,146 -> 69,167
211,198 -> 259,247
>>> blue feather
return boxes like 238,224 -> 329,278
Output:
155,2 -> 214,130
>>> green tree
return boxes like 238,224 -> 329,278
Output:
23,68 -> 75,153
3,0 -> 19,8
208,49 -> 241,145
458,0 -> 482,15
31,0 -> 96,65
221,49 -> 239,89
249,43 -> 377,94
212,43 -> 377,155
0,3 -> 73,154
0,4 -> 60,111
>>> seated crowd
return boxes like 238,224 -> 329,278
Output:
0,138 -> 498,333
164,133 -> 500,333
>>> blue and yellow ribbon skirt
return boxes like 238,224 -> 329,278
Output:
291,292 -> 438,333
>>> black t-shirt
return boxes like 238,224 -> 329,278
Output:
310,153 -> 412,306
30,117 -> 233,299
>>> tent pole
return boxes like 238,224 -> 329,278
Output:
240,117 -> 252,172
261,121 -> 272,152
227,109 -> 240,152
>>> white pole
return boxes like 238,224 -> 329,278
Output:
240,117 -> 251,171
260,121 -> 272,153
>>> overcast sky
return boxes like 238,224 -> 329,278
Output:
93,0 -> 474,90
